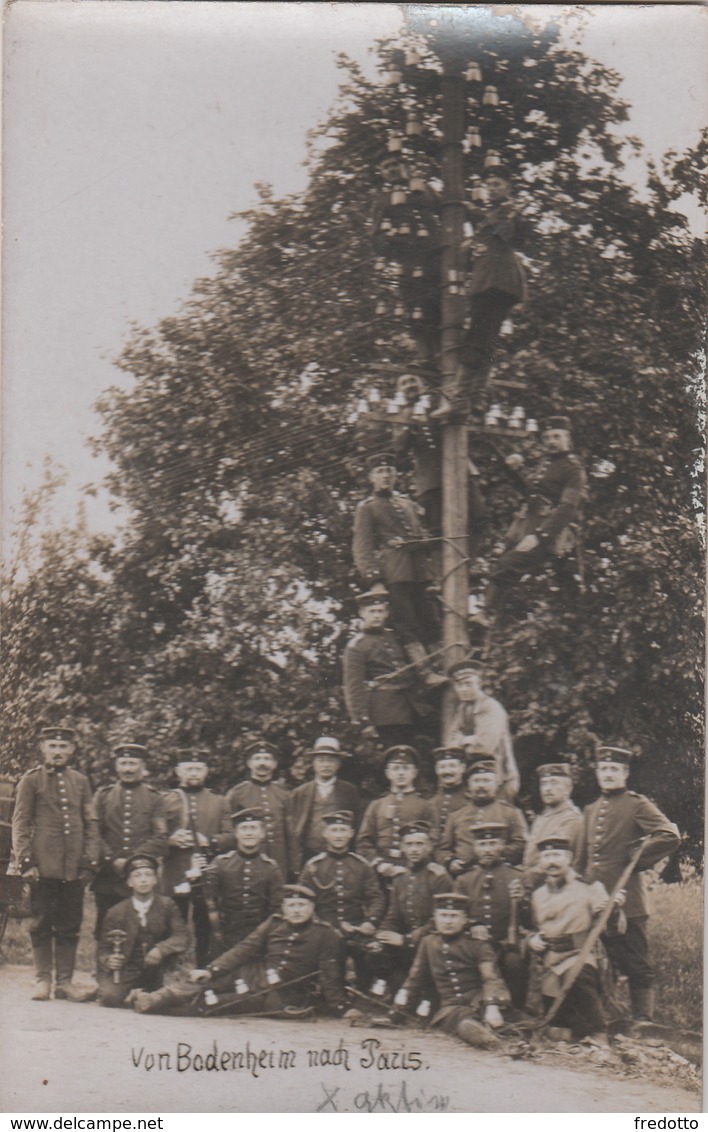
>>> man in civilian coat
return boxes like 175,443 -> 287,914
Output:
576,745 -> 680,1021
288,737 -> 362,872
12,724 -> 99,1001
97,853 -> 189,1008
91,743 -> 169,938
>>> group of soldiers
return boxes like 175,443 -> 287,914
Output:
11,721 -> 680,1049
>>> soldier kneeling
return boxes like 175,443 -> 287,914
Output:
130,885 -> 357,1020
97,854 -> 188,1008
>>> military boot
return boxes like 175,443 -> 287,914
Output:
457,1017 -> 502,1050
53,939 -> 94,1001
31,940 -> 53,1000
131,987 -> 182,1015
630,986 -> 655,1022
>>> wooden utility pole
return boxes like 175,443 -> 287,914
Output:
439,62 -> 470,737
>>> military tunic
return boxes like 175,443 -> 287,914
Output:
454,861 -> 527,943
97,893 -> 189,1007
356,792 -> 435,868
211,849 -> 284,945
299,850 -> 385,931
225,780 -> 295,880
402,929 -> 509,1027
12,765 -> 98,880
524,801 -> 583,883
379,861 -> 453,944
161,787 -> 232,893
208,913 -> 346,1014
448,693 -> 520,797
429,785 -> 470,844
436,799 -> 528,869
343,627 -> 418,729
353,490 -> 432,586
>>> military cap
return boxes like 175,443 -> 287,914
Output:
465,752 -> 497,777
113,743 -> 148,760
306,736 -> 351,759
536,762 -> 572,779
366,452 -> 397,471
243,739 -> 280,761
282,884 -> 316,901
174,748 -> 210,764
433,892 -> 469,911
400,820 -> 432,838
123,853 -> 160,876
39,725 -> 76,743
471,821 -> 507,840
595,745 -> 633,765
537,836 -> 572,853
433,745 -> 467,764
322,810 -> 355,827
448,658 -> 484,679
383,745 -> 420,769
543,415 -> 572,432
356,588 -> 391,608
231,807 -> 265,825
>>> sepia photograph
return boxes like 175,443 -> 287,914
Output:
1,1 -> 706,1115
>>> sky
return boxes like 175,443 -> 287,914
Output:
3,2 -> 707,551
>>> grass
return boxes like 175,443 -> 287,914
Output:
2,879 -> 703,1033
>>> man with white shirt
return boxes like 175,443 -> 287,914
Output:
288,737 -> 362,872
447,659 -> 519,800
96,854 -> 188,1008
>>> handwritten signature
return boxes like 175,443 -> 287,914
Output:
316,1081 -> 449,1112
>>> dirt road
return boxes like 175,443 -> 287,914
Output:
0,966 -> 700,1113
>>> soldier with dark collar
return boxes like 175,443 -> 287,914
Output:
528,835 -> 623,1044
473,416 -> 587,624
289,737 -> 362,871
209,808 -> 283,948
92,743 -> 168,938
161,749 -> 231,966
356,746 -> 435,879
132,885 -> 354,1019
396,893 -> 510,1049
453,822 -> 529,1008
372,820 -> 453,989
436,754 -> 528,874
12,724 -> 99,1001
299,810 -> 384,987
524,762 -> 582,887
226,739 -> 295,881
576,746 -> 680,1021
428,747 -> 471,843
343,590 -> 426,751
97,853 -> 188,1008
447,660 -> 519,801
352,453 -> 441,677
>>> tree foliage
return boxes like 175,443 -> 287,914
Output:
2,14 -> 705,852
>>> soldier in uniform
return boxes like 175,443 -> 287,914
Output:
161,750 -> 232,966
352,452 -> 442,677
453,822 -> 529,1008
356,746 -> 435,879
436,754 -> 528,874
299,810 -> 384,988
576,746 -> 680,1021
372,820 -> 453,990
428,746 -> 471,843
447,659 -> 519,799
289,737 -> 362,871
96,853 -> 189,1008
396,892 -> 510,1049
528,835 -> 625,1043
132,886 -> 354,1019
12,724 -> 99,1001
524,762 -> 582,887
226,739 -> 295,881
473,416 -> 587,624
92,743 -> 169,938
342,589 -> 431,751
209,808 -> 283,948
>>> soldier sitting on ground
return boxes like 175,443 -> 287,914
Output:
395,892 -> 511,1049
453,822 -> 529,1009
97,854 -> 188,1009
370,820 -> 453,992
299,810 -> 384,989
131,886 -> 357,1019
